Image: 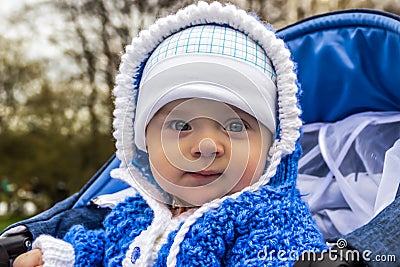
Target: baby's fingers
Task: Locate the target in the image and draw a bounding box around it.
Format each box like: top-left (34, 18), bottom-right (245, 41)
top-left (13, 248), bottom-right (44, 267)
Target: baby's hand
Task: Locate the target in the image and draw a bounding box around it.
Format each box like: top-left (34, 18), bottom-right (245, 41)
top-left (13, 249), bottom-right (43, 267)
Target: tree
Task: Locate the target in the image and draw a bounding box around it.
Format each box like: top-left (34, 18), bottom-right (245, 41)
top-left (23, 0), bottom-right (194, 136)
top-left (0, 34), bottom-right (114, 199)
top-left (0, 36), bottom-right (45, 134)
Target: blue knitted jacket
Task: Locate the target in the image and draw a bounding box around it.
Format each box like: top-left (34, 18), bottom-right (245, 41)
top-left (63, 151), bottom-right (327, 266)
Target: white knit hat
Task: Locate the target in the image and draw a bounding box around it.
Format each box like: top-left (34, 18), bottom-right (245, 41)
top-left (134, 25), bottom-right (277, 152)
top-left (113, 2), bottom-right (301, 165)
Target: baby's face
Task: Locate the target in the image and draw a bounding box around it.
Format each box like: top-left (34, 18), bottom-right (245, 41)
top-left (145, 98), bottom-right (272, 206)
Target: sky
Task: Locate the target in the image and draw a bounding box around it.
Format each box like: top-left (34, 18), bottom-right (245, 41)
top-left (0, 0), bottom-right (62, 59)
top-left (0, 0), bottom-right (30, 35)
top-left (0, 1), bottom-right (23, 13)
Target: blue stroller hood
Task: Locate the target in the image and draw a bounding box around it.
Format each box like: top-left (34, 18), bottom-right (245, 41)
top-left (1, 8), bottom-right (400, 266)
top-left (277, 9), bottom-right (400, 123)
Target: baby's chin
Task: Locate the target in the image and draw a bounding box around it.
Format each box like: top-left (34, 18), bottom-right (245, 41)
top-left (153, 170), bottom-right (262, 206)
top-left (162, 183), bottom-right (249, 207)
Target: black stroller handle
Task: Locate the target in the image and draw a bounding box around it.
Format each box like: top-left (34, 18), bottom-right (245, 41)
top-left (0, 232), bottom-right (32, 267)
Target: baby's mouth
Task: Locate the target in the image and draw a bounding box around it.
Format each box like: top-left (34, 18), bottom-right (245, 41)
top-left (186, 170), bottom-right (223, 180)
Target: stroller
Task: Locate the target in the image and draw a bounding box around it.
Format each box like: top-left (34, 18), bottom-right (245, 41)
top-left (1, 8), bottom-right (400, 267)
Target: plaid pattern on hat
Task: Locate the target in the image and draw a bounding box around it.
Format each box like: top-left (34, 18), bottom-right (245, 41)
top-left (144, 25), bottom-right (276, 81)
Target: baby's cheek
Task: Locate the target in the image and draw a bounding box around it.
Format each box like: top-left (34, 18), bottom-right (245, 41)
top-left (247, 149), bottom-right (267, 180)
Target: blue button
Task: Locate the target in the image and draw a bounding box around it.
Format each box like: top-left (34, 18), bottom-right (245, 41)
top-left (132, 246), bottom-right (141, 264)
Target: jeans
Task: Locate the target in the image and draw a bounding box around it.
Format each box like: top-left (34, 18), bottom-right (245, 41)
top-left (339, 189), bottom-right (400, 267)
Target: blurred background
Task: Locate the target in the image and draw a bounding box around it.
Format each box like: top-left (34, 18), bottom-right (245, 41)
top-left (1, 0), bottom-right (399, 230)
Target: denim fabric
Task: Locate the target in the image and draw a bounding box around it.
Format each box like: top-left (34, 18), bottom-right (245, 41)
top-left (339, 190), bottom-right (400, 267)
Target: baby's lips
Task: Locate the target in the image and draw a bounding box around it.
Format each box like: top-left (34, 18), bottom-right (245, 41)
top-left (196, 170), bottom-right (223, 176)
top-left (185, 170), bottom-right (223, 180)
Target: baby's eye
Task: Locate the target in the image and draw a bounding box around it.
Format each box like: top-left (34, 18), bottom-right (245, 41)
top-left (170, 120), bottom-right (192, 131)
top-left (225, 121), bottom-right (246, 132)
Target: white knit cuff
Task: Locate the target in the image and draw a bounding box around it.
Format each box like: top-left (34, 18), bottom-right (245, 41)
top-left (32, 235), bottom-right (75, 267)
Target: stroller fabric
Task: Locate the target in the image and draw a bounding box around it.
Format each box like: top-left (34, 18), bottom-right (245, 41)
top-left (297, 111), bottom-right (400, 239)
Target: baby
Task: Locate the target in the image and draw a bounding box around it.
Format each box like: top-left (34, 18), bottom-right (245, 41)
top-left (14, 2), bottom-right (326, 266)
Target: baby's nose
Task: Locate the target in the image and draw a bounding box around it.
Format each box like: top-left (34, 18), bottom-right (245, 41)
top-left (192, 137), bottom-right (224, 158)
top-left (199, 138), bottom-right (217, 157)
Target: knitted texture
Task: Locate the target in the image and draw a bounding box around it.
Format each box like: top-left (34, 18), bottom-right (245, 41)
top-left (63, 226), bottom-right (105, 266)
top-left (103, 195), bottom-right (154, 266)
top-left (62, 173), bottom-right (326, 266)
top-left (58, 195), bottom-right (153, 267)
top-left (32, 235), bottom-right (75, 267)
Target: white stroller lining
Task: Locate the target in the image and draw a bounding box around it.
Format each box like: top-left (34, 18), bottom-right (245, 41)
top-left (297, 111), bottom-right (400, 239)
top-left (376, 138), bottom-right (400, 214)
